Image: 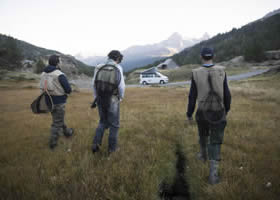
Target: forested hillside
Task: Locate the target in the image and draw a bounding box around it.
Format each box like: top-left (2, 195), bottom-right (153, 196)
top-left (0, 35), bottom-right (24, 70)
top-left (172, 14), bottom-right (280, 65)
top-left (0, 34), bottom-right (94, 77)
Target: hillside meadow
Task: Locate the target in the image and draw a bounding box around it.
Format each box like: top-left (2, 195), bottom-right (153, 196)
top-left (0, 73), bottom-right (280, 200)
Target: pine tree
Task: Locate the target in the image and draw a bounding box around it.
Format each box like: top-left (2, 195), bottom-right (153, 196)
top-left (35, 59), bottom-right (45, 74)
top-left (0, 35), bottom-right (23, 69)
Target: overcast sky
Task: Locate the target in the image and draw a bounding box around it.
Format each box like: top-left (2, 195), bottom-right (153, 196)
top-left (0, 0), bottom-right (279, 57)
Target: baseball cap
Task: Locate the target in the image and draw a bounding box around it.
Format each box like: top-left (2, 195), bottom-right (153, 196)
top-left (201, 47), bottom-right (214, 57)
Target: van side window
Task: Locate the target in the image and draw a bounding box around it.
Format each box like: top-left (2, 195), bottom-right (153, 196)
top-left (155, 74), bottom-right (160, 77)
top-left (142, 73), bottom-right (155, 78)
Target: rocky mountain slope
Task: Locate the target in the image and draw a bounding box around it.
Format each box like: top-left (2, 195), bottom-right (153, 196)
top-left (78, 32), bottom-right (209, 72)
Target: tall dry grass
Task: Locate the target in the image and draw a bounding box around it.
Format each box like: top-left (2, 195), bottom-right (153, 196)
top-left (0, 73), bottom-right (280, 200)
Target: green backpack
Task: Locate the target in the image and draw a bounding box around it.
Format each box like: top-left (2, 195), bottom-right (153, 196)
top-left (94, 64), bottom-right (121, 97)
top-left (199, 72), bottom-right (225, 124)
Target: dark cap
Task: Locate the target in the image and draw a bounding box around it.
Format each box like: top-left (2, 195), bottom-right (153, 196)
top-left (200, 47), bottom-right (214, 58)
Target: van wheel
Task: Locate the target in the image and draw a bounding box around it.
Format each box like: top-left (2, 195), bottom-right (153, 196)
top-left (160, 80), bottom-right (165, 84)
top-left (142, 81), bottom-right (147, 85)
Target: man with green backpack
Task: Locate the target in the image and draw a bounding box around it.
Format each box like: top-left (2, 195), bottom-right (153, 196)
top-left (91, 50), bottom-right (125, 154)
top-left (186, 47), bottom-right (231, 184)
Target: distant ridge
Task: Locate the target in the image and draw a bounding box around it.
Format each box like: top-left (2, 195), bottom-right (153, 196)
top-left (262, 8), bottom-right (280, 19)
top-left (78, 32), bottom-right (209, 72)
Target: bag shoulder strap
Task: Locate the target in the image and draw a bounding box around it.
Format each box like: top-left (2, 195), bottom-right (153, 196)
top-left (43, 79), bottom-right (54, 111)
top-left (44, 80), bottom-right (48, 91)
top-left (99, 64), bottom-right (119, 71)
top-left (207, 72), bottom-right (214, 91)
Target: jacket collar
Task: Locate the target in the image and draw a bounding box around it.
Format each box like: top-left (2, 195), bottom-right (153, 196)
top-left (202, 63), bottom-right (215, 68)
top-left (43, 65), bottom-right (59, 73)
top-left (106, 59), bottom-right (117, 65)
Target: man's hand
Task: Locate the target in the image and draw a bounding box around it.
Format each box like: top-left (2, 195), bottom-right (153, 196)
top-left (186, 113), bottom-right (193, 121)
top-left (91, 99), bottom-right (97, 109)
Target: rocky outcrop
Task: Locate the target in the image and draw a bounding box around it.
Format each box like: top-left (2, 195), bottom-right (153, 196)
top-left (217, 56), bottom-right (246, 67)
top-left (265, 50), bottom-right (280, 60)
top-left (157, 58), bottom-right (179, 69)
top-left (33, 54), bottom-right (89, 79)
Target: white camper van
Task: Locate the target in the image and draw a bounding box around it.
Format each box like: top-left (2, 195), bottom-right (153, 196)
top-left (140, 71), bottom-right (169, 85)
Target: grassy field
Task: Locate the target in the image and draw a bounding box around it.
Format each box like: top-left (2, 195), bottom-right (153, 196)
top-left (0, 72), bottom-right (280, 200)
top-left (0, 69), bottom-right (40, 81)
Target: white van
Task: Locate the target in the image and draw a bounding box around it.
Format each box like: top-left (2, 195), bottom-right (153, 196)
top-left (140, 72), bottom-right (169, 85)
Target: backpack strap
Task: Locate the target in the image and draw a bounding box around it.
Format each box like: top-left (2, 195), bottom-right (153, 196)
top-left (208, 72), bottom-right (214, 91)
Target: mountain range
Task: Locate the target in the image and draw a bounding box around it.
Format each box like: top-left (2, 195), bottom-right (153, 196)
top-left (1, 8), bottom-right (279, 79)
top-left (76, 32), bottom-right (210, 72)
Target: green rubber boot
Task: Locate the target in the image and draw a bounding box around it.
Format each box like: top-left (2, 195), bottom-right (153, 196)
top-left (209, 160), bottom-right (220, 185)
top-left (197, 137), bottom-right (208, 162)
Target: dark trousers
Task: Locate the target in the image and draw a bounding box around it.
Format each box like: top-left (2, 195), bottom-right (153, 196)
top-left (197, 120), bottom-right (227, 161)
top-left (93, 96), bottom-right (120, 152)
top-left (50, 104), bottom-right (71, 143)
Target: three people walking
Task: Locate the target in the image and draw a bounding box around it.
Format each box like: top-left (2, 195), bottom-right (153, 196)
top-left (40, 47), bottom-right (231, 184)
